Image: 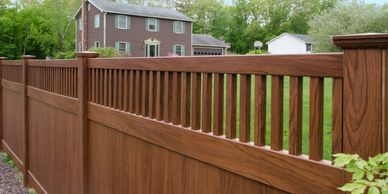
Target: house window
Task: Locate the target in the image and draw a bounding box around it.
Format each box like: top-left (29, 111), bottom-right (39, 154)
top-left (306, 43), bottom-right (312, 52)
top-left (173, 45), bottom-right (185, 56)
top-left (173, 21), bottom-right (185, 34)
top-left (78, 18), bottom-right (82, 30)
top-left (94, 41), bottom-right (100, 49)
top-left (146, 18), bottom-right (159, 32)
top-left (94, 14), bottom-right (100, 28)
top-left (115, 42), bottom-right (130, 53)
top-left (115, 15), bottom-right (130, 29)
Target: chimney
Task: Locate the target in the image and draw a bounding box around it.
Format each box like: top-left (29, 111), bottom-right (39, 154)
top-left (82, 0), bottom-right (88, 51)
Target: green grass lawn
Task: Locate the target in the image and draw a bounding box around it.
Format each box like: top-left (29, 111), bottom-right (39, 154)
top-left (205, 76), bottom-right (333, 160)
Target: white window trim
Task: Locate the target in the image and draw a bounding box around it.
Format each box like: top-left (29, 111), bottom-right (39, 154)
top-left (173, 44), bottom-right (185, 56)
top-left (79, 18), bottom-right (82, 31)
top-left (146, 18), bottom-right (159, 32)
top-left (117, 15), bottom-right (128, 30)
top-left (173, 21), bottom-right (185, 34)
top-left (116, 41), bottom-right (130, 53)
top-left (145, 43), bottom-right (160, 57)
top-left (94, 14), bottom-right (100, 28)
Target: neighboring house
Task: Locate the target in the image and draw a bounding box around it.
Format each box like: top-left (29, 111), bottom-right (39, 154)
top-left (267, 33), bottom-right (313, 54)
top-left (192, 34), bottom-right (230, 55)
top-left (74, 0), bottom-right (228, 57)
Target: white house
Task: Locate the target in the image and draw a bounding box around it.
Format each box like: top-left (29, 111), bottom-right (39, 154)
top-left (267, 33), bottom-right (313, 54)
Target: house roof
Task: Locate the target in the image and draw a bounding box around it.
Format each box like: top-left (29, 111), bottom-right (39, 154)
top-left (192, 34), bottom-right (230, 48)
top-left (266, 33), bottom-right (314, 44)
top-left (76, 0), bottom-right (193, 22)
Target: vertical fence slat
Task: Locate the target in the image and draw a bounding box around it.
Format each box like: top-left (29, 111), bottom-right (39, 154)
top-left (226, 74), bottom-right (237, 139)
top-left (213, 73), bottom-right (224, 136)
top-left (163, 72), bottom-right (172, 123)
top-left (332, 78), bottom-right (343, 157)
top-left (135, 70), bottom-right (141, 115)
top-left (181, 72), bottom-right (191, 128)
top-left (103, 69), bottom-right (108, 106)
top-left (289, 76), bottom-right (303, 155)
top-left (141, 71), bottom-right (149, 117)
top-left (113, 69), bottom-right (118, 109)
top-left (172, 72), bottom-right (182, 125)
top-left (123, 70), bottom-right (129, 112)
top-left (148, 71), bottom-right (155, 118)
top-left (309, 77), bottom-right (324, 161)
top-left (202, 73), bottom-right (212, 133)
top-left (271, 76), bottom-right (284, 151)
top-left (156, 71), bottom-right (164, 121)
top-left (240, 74), bottom-right (251, 142)
top-left (118, 70), bottom-right (123, 110)
top-left (191, 73), bottom-right (201, 130)
top-left (254, 75), bottom-right (267, 146)
top-left (129, 70), bottom-right (135, 113)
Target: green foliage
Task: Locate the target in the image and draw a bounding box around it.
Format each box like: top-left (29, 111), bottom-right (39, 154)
top-left (334, 153), bottom-right (388, 194)
top-left (54, 51), bottom-right (76, 59)
top-left (1, 152), bottom-right (18, 170)
top-left (309, 1), bottom-right (388, 52)
top-left (246, 49), bottom-right (268, 55)
top-left (90, 47), bottom-right (121, 58)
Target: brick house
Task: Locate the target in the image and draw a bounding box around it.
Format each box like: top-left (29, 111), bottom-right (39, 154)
top-left (74, 0), bottom-right (229, 57)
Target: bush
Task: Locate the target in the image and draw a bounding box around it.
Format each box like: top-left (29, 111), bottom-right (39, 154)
top-left (53, 51), bottom-right (76, 59)
top-left (334, 153), bottom-right (388, 194)
top-left (246, 49), bottom-right (268, 55)
top-left (89, 47), bottom-right (122, 58)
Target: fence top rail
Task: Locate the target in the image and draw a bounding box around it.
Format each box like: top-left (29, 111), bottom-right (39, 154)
top-left (28, 59), bottom-right (80, 68)
top-left (2, 60), bottom-right (23, 66)
top-left (88, 53), bottom-right (344, 78)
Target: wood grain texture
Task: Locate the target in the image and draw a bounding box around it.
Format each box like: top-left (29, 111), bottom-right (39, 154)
top-left (172, 72), bottom-right (181, 125)
top-left (309, 78), bottom-right (324, 161)
top-left (271, 76), bottom-right (284, 151)
top-left (226, 74), bottom-right (237, 139)
top-left (332, 78), bottom-right (343, 156)
top-left (254, 75), bottom-right (267, 146)
top-left (342, 49), bottom-right (383, 158)
top-left (89, 54), bottom-right (344, 78)
top-left (213, 74), bottom-right (224, 136)
top-left (181, 72), bottom-right (191, 128)
top-left (27, 87), bottom-right (78, 114)
top-left (89, 104), bottom-right (346, 194)
top-left (202, 73), bottom-right (212, 133)
top-left (239, 74), bottom-right (251, 142)
top-left (289, 77), bottom-right (303, 155)
top-left (191, 73), bottom-right (201, 130)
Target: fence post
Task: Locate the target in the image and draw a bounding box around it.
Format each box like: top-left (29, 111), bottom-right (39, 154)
top-left (333, 33), bottom-right (388, 159)
top-left (22, 55), bottom-right (35, 185)
top-left (0, 57), bottom-right (6, 151)
top-left (76, 52), bottom-right (98, 194)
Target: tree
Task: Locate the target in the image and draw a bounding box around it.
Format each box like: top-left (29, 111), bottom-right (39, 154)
top-left (309, 1), bottom-right (388, 52)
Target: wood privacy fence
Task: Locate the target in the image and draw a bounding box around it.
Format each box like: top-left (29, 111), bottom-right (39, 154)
top-left (0, 34), bottom-right (387, 194)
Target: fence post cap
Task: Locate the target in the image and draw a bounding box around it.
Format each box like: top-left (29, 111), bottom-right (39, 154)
top-left (76, 52), bottom-right (99, 58)
top-left (333, 33), bottom-right (388, 49)
top-left (22, 55), bottom-right (36, 59)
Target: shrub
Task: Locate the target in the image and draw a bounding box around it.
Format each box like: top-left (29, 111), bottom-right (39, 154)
top-left (89, 47), bottom-right (122, 58)
top-left (246, 49), bottom-right (268, 55)
top-left (333, 153), bottom-right (388, 194)
top-left (53, 51), bottom-right (76, 59)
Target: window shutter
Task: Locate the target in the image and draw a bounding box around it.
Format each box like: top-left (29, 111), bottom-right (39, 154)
top-left (126, 42), bottom-right (130, 53)
top-left (156, 19), bottom-right (160, 31)
top-left (115, 42), bottom-right (119, 50)
top-left (173, 45), bottom-right (176, 54)
top-left (145, 18), bottom-right (149, 31)
top-left (182, 22), bottom-right (185, 33)
top-left (127, 16), bottom-right (131, 30)
top-left (182, 46), bottom-right (185, 56)
top-left (173, 21), bottom-right (176, 33)
top-left (115, 15), bottom-right (119, 29)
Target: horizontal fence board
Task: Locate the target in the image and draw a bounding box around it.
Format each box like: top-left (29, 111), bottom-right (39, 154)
top-left (2, 79), bottom-right (24, 94)
top-left (88, 54), bottom-right (343, 78)
top-left (88, 103), bottom-right (346, 194)
top-left (29, 60), bottom-right (80, 68)
top-left (2, 60), bottom-right (23, 66)
top-left (27, 87), bottom-right (79, 114)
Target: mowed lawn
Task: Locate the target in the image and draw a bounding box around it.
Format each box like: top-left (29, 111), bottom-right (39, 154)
top-left (212, 76), bottom-right (333, 160)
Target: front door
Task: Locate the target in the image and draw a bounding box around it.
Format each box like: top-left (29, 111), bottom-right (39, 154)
top-left (146, 43), bottom-right (160, 57)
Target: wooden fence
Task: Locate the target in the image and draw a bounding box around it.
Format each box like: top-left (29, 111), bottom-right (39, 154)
top-left (0, 34), bottom-right (387, 194)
